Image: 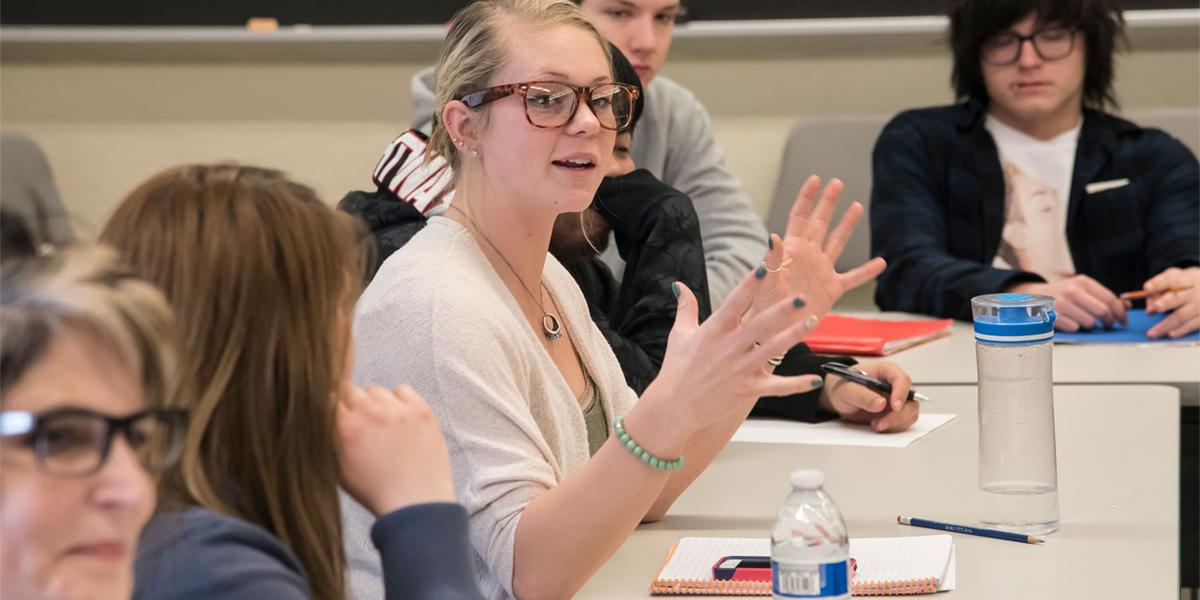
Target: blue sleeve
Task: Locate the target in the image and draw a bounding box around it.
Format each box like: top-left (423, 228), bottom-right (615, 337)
top-left (870, 113), bottom-right (1042, 320)
top-left (1144, 133), bottom-right (1200, 275)
top-left (373, 503), bottom-right (484, 600)
top-left (134, 511), bottom-right (311, 600)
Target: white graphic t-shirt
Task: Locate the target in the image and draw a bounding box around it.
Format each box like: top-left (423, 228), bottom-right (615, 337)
top-left (986, 114), bottom-right (1082, 282)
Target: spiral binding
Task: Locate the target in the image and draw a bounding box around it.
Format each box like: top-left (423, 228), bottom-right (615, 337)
top-left (852, 576), bottom-right (938, 596)
top-left (651, 572), bottom-right (938, 596)
top-left (650, 577), bottom-right (770, 595)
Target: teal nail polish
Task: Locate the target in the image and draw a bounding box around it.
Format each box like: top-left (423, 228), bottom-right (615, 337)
top-left (811, 378), bottom-right (824, 390)
top-left (768, 236), bottom-right (774, 250)
top-left (793, 297), bottom-right (806, 309)
top-left (671, 282), bottom-right (680, 298)
top-left (755, 265), bottom-right (767, 280)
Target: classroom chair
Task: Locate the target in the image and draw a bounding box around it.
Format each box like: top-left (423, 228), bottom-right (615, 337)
top-left (767, 115), bottom-right (890, 310)
top-left (1, 133), bottom-right (75, 248)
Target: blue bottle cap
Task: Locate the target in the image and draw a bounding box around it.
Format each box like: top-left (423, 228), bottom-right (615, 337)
top-left (971, 293), bottom-right (1056, 344)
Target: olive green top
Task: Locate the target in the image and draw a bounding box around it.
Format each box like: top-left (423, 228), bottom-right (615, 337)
top-left (581, 377), bottom-right (609, 456)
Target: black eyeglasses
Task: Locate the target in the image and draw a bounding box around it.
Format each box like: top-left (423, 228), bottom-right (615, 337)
top-left (0, 407), bottom-right (188, 478)
top-left (459, 80), bottom-right (640, 131)
top-left (981, 27), bottom-right (1079, 66)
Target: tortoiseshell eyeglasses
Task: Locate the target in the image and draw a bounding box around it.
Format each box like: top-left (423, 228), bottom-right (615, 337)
top-left (459, 80), bottom-right (640, 131)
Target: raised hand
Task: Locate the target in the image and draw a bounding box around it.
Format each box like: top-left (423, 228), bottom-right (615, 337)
top-left (750, 175), bottom-right (887, 322)
top-left (647, 267), bottom-right (825, 436)
top-left (335, 382), bottom-right (456, 517)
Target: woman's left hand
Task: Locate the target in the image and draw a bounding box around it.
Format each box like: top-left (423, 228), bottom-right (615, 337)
top-left (819, 361), bottom-right (920, 432)
top-left (749, 175), bottom-right (886, 322)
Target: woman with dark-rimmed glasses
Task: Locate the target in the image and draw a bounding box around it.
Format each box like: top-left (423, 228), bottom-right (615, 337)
top-left (1, 242), bottom-right (187, 600)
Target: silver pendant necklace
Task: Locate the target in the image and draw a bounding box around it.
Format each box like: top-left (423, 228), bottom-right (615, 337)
top-left (447, 205), bottom-right (563, 341)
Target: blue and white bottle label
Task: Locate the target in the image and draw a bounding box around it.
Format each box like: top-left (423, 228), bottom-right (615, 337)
top-left (770, 559), bottom-right (849, 598)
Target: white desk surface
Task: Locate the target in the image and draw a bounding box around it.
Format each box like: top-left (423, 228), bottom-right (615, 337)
top-left (578, 385), bottom-right (1180, 599)
top-left (847, 312), bottom-right (1200, 406)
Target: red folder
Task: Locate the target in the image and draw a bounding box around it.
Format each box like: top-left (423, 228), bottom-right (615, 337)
top-left (805, 315), bottom-right (954, 356)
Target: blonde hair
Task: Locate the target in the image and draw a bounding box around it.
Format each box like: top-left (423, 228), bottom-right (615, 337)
top-left (100, 164), bottom-right (363, 600)
top-left (427, 0), bottom-right (612, 177)
top-left (0, 245), bottom-right (178, 412)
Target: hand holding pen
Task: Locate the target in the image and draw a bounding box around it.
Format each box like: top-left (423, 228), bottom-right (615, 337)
top-left (817, 361), bottom-right (922, 433)
top-left (1122, 266), bottom-right (1200, 339)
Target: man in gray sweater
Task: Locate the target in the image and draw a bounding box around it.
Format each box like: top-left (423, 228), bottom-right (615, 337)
top-left (410, 0), bottom-right (768, 306)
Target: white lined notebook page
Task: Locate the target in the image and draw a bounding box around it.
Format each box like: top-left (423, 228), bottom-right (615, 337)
top-left (853, 535), bottom-right (956, 591)
top-left (658, 537), bottom-right (769, 580)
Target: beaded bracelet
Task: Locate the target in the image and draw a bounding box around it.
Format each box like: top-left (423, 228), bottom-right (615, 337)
top-left (613, 416), bottom-right (685, 471)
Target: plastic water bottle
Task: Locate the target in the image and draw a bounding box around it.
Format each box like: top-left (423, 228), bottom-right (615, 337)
top-left (972, 293), bottom-right (1060, 535)
top-left (770, 469), bottom-right (850, 599)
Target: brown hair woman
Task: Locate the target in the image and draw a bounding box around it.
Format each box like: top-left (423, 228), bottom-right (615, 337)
top-left (101, 164), bottom-right (484, 600)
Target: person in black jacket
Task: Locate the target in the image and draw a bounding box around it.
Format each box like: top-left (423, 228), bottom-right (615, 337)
top-left (871, 0), bottom-right (1199, 337)
top-left (554, 163), bottom-right (712, 395)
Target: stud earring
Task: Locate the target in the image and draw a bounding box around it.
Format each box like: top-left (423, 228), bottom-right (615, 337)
top-left (469, 148), bottom-right (480, 157)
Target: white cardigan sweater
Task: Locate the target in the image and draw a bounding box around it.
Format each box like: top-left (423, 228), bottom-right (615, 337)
top-left (342, 217), bottom-right (639, 600)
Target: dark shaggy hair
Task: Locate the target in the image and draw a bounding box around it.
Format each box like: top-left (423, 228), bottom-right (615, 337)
top-left (950, 0), bottom-right (1126, 110)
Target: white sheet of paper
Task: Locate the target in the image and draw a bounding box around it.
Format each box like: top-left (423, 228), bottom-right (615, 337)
top-left (731, 413), bottom-right (957, 447)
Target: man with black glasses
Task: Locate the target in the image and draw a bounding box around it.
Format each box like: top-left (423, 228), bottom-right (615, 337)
top-left (870, 0), bottom-right (1199, 337)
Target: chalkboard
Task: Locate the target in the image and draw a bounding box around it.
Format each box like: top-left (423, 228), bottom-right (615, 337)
top-left (1, 0), bottom-right (1192, 27)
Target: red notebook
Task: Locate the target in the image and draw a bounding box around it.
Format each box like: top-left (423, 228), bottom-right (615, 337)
top-left (804, 315), bottom-right (953, 356)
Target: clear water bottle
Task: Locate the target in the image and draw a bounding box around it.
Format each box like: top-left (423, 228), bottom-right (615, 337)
top-left (770, 469), bottom-right (850, 599)
top-left (972, 293), bottom-right (1059, 535)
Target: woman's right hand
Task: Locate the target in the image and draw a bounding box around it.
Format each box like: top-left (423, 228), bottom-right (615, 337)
top-left (335, 382), bottom-right (456, 517)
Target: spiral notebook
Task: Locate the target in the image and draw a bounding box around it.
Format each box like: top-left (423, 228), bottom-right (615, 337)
top-left (650, 535), bottom-right (956, 596)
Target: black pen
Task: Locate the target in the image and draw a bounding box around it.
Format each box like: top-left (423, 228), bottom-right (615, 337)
top-left (819, 362), bottom-right (931, 403)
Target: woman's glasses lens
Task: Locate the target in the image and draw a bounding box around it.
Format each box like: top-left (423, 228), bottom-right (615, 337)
top-left (591, 84), bottom-right (632, 130)
top-left (524, 83), bottom-right (578, 127)
top-left (129, 413), bottom-right (186, 472)
top-left (39, 414), bottom-right (108, 475)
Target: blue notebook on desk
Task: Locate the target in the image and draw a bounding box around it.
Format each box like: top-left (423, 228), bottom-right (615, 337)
top-left (1054, 309), bottom-right (1200, 344)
